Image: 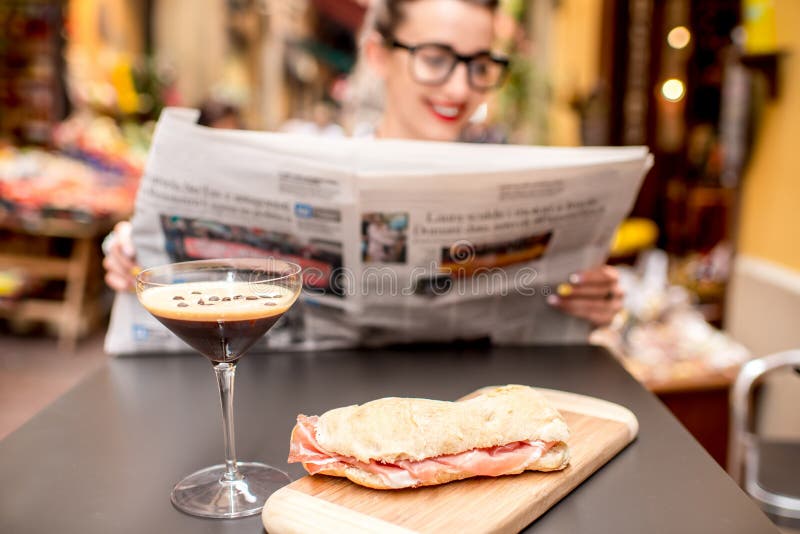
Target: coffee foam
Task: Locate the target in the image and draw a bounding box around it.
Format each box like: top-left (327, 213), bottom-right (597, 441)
top-left (139, 281), bottom-right (296, 321)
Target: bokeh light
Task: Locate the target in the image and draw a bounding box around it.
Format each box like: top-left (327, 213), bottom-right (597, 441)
top-left (667, 26), bottom-right (692, 49)
top-left (661, 79), bottom-right (686, 102)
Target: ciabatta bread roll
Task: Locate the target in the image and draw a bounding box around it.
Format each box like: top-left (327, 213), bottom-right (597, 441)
top-left (288, 385), bottom-right (570, 489)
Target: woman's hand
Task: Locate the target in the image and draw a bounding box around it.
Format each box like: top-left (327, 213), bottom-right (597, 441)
top-left (546, 265), bottom-right (623, 327)
top-left (102, 221), bottom-right (139, 292)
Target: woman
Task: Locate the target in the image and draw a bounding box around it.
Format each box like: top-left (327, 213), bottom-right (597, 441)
top-left (104, 0), bottom-right (622, 328)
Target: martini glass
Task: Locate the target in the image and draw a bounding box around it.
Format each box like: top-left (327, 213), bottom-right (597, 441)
top-left (135, 258), bottom-right (302, 519)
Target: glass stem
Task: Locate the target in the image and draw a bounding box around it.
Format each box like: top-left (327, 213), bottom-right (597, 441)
top-left (213, 361), bottom-right (242, 482)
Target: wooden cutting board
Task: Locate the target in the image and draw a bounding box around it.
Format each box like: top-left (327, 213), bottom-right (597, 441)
top-left (263, 388), bottom-right (638, 534)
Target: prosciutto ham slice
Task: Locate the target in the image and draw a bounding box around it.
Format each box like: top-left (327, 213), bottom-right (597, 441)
top-left (289, 415), bottom-right (558, 489)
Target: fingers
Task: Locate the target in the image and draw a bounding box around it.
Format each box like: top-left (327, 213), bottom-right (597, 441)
top-left (103, 222), bottom-right (139, 292)
top-left (568, 265), bottom-right (619, 286)
top-left (114, 221), bottom-right (136, 257)
top-left (102, 251), bottom-right (136, 291)
top-left (548, 293), bottom-right (623, 327)
top-left (548, 265), bottom-right (624, 327)
top-left (557, 282), bottom-right (622, 300)
top-left (105, 270), bottom-right (134, 293)
top-left (106, 239), bottom-right (137, 273)
top-left (556, 265), bottom-right (621, 300)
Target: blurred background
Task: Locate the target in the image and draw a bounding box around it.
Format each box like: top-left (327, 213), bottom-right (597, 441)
top-left (1, 0), bottom-right (798, 499)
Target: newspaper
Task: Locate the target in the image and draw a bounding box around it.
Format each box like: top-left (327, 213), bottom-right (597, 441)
top-left (105, 108), bottom-right (653, 354)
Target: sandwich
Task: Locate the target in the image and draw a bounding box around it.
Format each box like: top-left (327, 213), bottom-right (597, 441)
top-left (287, 385), bottom-right (570, 490)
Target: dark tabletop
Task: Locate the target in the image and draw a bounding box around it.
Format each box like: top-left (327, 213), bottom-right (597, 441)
top-left (0, 345), bottom-right (777, 534)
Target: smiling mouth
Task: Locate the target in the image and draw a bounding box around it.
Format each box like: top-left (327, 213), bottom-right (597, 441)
top-left (427, 101), bottom-right (463, 122)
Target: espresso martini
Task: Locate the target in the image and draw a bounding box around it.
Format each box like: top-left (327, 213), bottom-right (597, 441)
top-left (139, 281), bottom-right (295, 363)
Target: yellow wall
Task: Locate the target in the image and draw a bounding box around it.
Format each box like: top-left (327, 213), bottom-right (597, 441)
top-left (154, 0), bottom-right (228, 106)
top-left (738, 0), bottom-right (800, 271)
top-left (67, 0), bottom-right (143, 55)
top-left (548, 0), bottom-right (602, 146)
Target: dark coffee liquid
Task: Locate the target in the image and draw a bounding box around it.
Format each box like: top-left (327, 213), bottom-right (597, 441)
top-left (152, 313), bottom-right (285, 363)
top-left (140, 281), bottom-right (294, 362)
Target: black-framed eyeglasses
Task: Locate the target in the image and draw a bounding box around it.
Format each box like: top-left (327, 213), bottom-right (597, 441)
top-left (387, 38), bottom-right (510, 92)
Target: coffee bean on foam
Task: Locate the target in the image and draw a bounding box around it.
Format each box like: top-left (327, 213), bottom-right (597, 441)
top-left (173, 296), bottom-right (184, 301)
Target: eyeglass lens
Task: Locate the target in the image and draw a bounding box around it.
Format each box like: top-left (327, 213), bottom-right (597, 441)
top-left (411, 44), bottom-right (505, 89)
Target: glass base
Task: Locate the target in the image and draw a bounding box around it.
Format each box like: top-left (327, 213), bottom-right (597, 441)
top-left (170, 462), bottom-right (291, 519)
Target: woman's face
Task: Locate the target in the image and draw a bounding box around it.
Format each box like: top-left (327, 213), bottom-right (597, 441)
top-left (374, 0), bottom-right (495, 142)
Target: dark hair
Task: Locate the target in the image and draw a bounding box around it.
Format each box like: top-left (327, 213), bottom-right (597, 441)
top-left (197, 100), bottom-right (241, 128)
top-left (373, 0), bottom-right (500, 42)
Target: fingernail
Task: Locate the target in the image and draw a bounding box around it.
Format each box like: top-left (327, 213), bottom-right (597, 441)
top-left (557, 283), bottom-right (573, 297)
top-left (547, 295), bottom-right (559, 305)
top-left (569, 273), bottom-right (581, 284)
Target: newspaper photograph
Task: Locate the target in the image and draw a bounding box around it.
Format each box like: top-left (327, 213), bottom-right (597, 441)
top-left (106, 108), bottom-right (653, 353)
